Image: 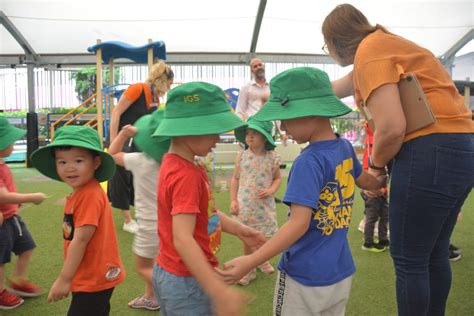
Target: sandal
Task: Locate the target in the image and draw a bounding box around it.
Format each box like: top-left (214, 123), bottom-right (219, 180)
top-left (258, 262), bottom-right (275, 275)
top-left (237, 269), bottom-right (256, 286)
top-left (128, 296), bottom-right (160, 311)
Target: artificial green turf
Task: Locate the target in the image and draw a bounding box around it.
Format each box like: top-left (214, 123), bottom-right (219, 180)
top-left (4, 164), bottom-right (474, 315)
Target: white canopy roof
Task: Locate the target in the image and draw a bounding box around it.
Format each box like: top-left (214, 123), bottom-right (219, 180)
top-left (1, 0), bottom-right (472, 63)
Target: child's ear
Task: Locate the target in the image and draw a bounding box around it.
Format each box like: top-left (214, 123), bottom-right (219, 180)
top-left (93, 155), bottom-right (102, 171)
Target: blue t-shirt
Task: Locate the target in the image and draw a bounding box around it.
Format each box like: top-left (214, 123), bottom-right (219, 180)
top-left (278, 137), bottom-right (362, 286)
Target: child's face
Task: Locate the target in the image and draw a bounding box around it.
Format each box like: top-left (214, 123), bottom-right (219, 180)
top-left (280, 117), bottom-right (314, 144)
top-left (54, 147), bottom-right (101, 191)
top-left (245, 129), bottom-right (266, 150)
top-left (0, 144), bottom-right (14, 158)
top-left (187, 134), bottom-right (220, 157)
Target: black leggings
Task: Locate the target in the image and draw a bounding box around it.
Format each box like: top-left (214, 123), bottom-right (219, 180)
top-left (67, 287), bottom-right (114, 316)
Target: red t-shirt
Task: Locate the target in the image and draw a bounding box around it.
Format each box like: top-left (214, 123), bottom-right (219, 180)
top-left (156, 153), bottom-right (218, 276)
top-left (63, 179), bottom-right (125, 292)
top-left (362, 123), bottom-right (374, 170)
top-left (0, 162), bottom-right (19, 220)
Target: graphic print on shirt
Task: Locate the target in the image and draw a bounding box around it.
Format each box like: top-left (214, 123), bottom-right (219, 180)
top-left (63, 213), bottom-right (74, 240)
top-left (105, 264), bottom-right (122, 281)
top-left (314, 158), bottom-right (355, 236)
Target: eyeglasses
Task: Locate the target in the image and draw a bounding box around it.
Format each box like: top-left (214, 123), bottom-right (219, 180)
top-left (322, 43), bottom-right (329, 54)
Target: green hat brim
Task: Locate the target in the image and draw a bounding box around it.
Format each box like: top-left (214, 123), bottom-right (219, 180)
top-left (253, 95), bottom-right (352, 122)
top-left (153, 110), bottom-right (246, 139)
top-left (235, 124), bottom-right (276, 150)
top-left (31, 140), bottom-right (116, 182)
top-left (134, 114), bottom-right (171, 163)
top-left (0, 127), bottom-right (26, 150)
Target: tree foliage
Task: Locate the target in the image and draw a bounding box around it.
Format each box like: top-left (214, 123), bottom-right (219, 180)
top-left (70, 67), bottom-right (122, 101)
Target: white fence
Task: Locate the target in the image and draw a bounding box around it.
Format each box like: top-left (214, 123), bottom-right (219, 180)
top-left (0, 63), bottom-right (351, 112)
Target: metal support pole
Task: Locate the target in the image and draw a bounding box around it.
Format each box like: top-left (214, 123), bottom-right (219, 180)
top-left (26, 62), bottom-right (39, 167)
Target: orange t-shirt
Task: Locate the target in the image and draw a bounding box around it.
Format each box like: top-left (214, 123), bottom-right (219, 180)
top-left (353, 30), bottom-right (473, 142)
top-left (63, 179), bottom-right (125, 292)
top-left (123, 83), bottom-right (158, 108)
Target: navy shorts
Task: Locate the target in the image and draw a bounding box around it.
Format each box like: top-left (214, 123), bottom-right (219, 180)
top-left (0, 215), bottom-right (36, 264)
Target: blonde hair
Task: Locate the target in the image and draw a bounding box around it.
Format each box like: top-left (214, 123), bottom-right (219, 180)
top-left (322, 4), bottom-right (389, 65)
top-left (146, 60), bottom-right (174, 97)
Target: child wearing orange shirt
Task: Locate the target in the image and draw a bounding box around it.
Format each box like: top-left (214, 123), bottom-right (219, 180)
top-left (31, 125), bottom-right (125, 316)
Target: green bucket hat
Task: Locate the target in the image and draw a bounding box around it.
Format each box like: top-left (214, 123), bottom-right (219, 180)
top-left (0, 116), bottom-right (26, 151)
top-left (153, 82), bottom-right (246, 139)
top-left (133, 109), bottom-right (170, 163)
top-left (31, 125), bottom-right (116, 182)
top-left (235, 116), bottom-right (276, 150)
top-left (253, 67), bottom-right (352, 121)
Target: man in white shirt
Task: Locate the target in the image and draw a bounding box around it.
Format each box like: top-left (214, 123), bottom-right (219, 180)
top-left (236, 58), bottom-right (287, 144)
top-left (235, 57), bottom-right (269, 121)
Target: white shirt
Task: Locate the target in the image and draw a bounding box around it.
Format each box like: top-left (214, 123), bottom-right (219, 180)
top-left (235, 79), bottom-right (269, 120)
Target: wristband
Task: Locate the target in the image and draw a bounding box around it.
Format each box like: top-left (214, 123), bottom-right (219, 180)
top-left (369, 161), bottom-right (385, 170)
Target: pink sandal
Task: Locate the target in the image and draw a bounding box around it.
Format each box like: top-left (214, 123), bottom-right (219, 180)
top-left (258, 262), bottom-right (275, 275)
top-left (237, 269), bottom-right (256, 286)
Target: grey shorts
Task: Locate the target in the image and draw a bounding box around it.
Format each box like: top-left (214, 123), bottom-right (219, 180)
top-left (132, 220), bottom-right (158, 259)
top-left (273, 271), bottom-right (352, 316)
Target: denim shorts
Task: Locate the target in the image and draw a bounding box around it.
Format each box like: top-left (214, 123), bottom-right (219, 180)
top-left (152, 264), bottom-right (213, 316)
top-left (0, 215), bottom-right (36, 264)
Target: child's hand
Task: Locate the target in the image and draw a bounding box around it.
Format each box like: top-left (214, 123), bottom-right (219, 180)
top-left (0, 212), bottom-right (3, 227)
top-left (121, 124), bottom-right (138, 138)
top-left (237, 225), bottom-right (267, 252)
top-left (216, 255), bottom-right (254, 285)
top-left (363, 188), bottom-right (385, 198)
top-left (47, 277), bottom-right (71, 303)
top-left (375, 174), bottom-right (388, 189)
top-left (257, 188), bottom-right (273, 198)
top-left (230, 200), bottom-right (239, 215)
top-left (32, 193), bottom-right (48, 204)
top-left (213, 287), bottom-right (246, 316)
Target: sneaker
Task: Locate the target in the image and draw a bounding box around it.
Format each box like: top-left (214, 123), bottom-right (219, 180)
top-left (237, 269), bottom-right (257, 286)
top-left (258, 262), bottom-right (275, 275)
top-left (123, 220), bottom-right (138, 234)
top-left (128, 296), bottom-right (160, 311)
top-left (358, 219), bottom-right (365, 233)
top-left (0, 289), bottom-right (24, 310)
top-left (362, 242), bottom-right (386, 253)
top-left (449, 251), bottom-right (461, 262)
top-left (449, 244), bottom-right (461, 256)
top-left (8, 278), bottom-right (43, 297)
top-left (378, 240), bottom-right (390, 249)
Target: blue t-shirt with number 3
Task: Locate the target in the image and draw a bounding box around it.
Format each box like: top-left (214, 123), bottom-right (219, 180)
top-left (279, 137), bottom-right (362, 286)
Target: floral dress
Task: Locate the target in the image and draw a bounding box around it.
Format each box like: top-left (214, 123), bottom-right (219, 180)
top-left (236, 149), bottom-right (280, 237)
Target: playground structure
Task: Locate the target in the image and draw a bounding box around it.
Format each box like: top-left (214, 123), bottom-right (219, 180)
top-left (49, 39), bottom-right (167, 140)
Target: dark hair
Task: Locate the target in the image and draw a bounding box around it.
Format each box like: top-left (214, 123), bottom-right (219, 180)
top-left (322, 4), bottom-right (389, 65)
top-left (165, 67), bottom-right (174, 81)
top-left (52, 146), bottom-right (99, 158)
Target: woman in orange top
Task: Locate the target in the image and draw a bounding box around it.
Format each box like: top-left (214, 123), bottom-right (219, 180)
top-left (322, 4), bottom-right (474, 316)
top-left (108, 61), bottom-right (173, 233)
